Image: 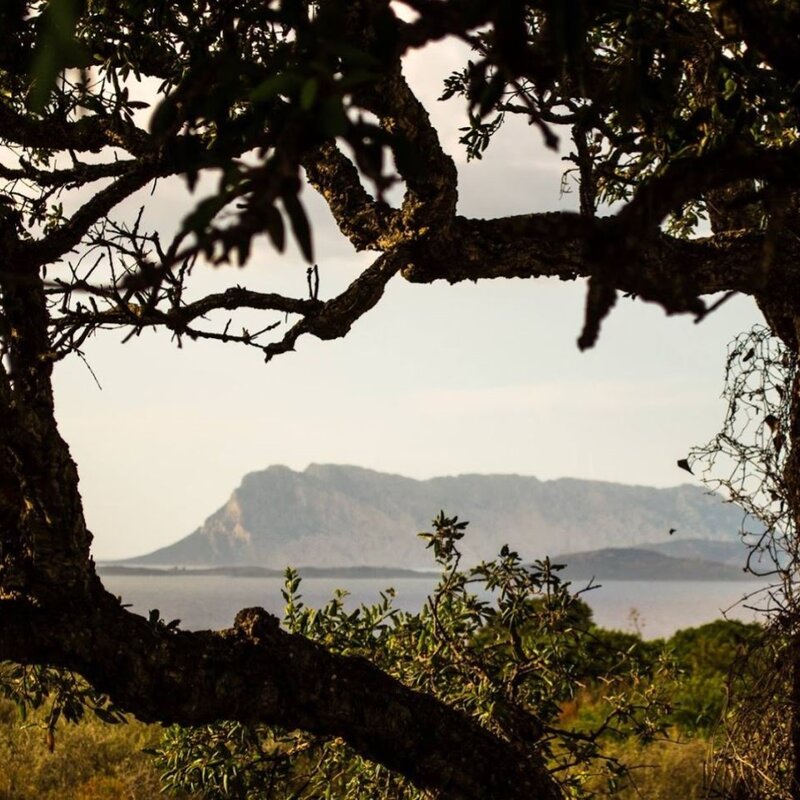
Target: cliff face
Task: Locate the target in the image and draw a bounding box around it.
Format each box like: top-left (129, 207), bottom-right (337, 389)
top-left (126, 464), bottom-right (746, 568)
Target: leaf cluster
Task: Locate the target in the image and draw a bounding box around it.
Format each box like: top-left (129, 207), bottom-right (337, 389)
top-left (0, 662), bottom-right (126, 753)
top-left (441, 2), bottom-right (798, 234)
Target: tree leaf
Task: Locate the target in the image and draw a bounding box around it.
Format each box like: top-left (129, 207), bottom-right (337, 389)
top-left (282, 192), bottom-right (313, 262)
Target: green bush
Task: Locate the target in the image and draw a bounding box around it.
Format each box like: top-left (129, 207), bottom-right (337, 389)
top-left (152, 514), bottom-right (673, 799)
top-left (665, 620), bottom-right (762, 734)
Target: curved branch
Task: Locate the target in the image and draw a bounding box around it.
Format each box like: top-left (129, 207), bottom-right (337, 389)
top-left (304, 142), bottom-right (403, 251)
top-left (264, 251), bottom-right (403, 361)
top-left (175, 286), bottom-right (322, 322)
top-left (360, 63), bottom-right (459, 231)
top-left (0, 590), bottom-right (561, 800)
top-left (307, 59), bottom-right (459, 251)
top-left (338, 2), bottom-right (457, 236)
top-left (26, 168), bottom-right (164, 266)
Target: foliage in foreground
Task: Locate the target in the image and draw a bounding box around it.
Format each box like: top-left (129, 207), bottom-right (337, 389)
top-left (0, 695), bottom-right (181, 800)
top-left (150, 515), bottom-right (756, 799)
top-left (0, 692), bottom-right (715, 800)
top-left (0, 515), bottom-right (761, 799)
top-left (0, 610), bottom-right (758, 798)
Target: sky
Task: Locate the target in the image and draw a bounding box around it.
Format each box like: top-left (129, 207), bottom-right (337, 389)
top-left (49, 38), bottom-right (762, 560)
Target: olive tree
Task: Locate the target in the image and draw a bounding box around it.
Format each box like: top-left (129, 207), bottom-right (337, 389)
top-left (3, 1), bottom-right (800, 798)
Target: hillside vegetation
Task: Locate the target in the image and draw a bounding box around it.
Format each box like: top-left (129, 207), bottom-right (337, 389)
top-left (0, 615), bottom-right (755, 799)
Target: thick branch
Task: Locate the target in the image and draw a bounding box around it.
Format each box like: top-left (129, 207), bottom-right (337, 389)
top-left (0, 590), bottom-right (561, 800)
top-left (0, 104), bottom-right (150, 155)
top-left (401, 214), bottom-right (800, 310)
top-left (360, 64), bottom-right (459, 231)
top-left (339, 3), bottom-right (457, 235)
top-left (304, 142), bottom-right (402, 251)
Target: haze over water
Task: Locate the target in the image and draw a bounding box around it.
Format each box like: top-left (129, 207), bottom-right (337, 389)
top-left (102, 575), bottom-right (766, 640)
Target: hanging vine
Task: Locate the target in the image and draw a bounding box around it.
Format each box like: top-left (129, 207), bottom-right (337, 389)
top-left (689, 324), bottom-right (800, 798)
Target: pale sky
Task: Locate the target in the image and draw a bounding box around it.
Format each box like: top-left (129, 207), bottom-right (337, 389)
top-left (48, 38), bottom-right (761, 559)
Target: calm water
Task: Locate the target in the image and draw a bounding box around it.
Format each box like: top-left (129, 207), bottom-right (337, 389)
top-left (101, 574), bottom-right (767, 639)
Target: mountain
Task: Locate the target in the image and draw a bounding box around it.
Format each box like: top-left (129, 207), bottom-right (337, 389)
top-left (640, 537), bottom-right (780, 572)
top-left (124, 464), bottom-right (747, 569)
top-left (99, 552), bottom-right (751, 582)
top-left (640, 538), bottom-right (747, 568)
top-left (553, 547), bottom-right (754, 582)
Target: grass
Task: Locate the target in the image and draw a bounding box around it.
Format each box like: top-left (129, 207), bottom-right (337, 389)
top-left (0, 698), bottom-right (193, 800)
top-left (0, 694), bottom-right (715, 799)
top-left (582, 736), bottom-right (712, 799)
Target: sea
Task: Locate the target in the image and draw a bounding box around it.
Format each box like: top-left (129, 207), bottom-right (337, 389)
top-left (100, 574), bottom-right (769, 640)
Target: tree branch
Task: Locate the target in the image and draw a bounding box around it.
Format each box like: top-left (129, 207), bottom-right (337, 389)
top-left (303, 142), bottom-right (402, 251)
top-left (384, 136), bottom-right (800, 337)
top-left (358, 63), bottom-right (459, 233)
top-left (0, 158), bottom-right (139, 189)
top-left (0, 103), bottom-right (150, 155)
top-left (0, 590), bottom-right (561, 800)
top-left (400, 213), bottom-right (799, 311)
top-left (27, 167), bottom-right (164, 267)
top-left (264, 251), bottom-right (403, 361)
top-left (50, 285), bottom-right (324, 355)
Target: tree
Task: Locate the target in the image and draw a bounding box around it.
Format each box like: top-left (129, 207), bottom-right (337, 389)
top-left (2, 1), bottom-right (800, 797)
